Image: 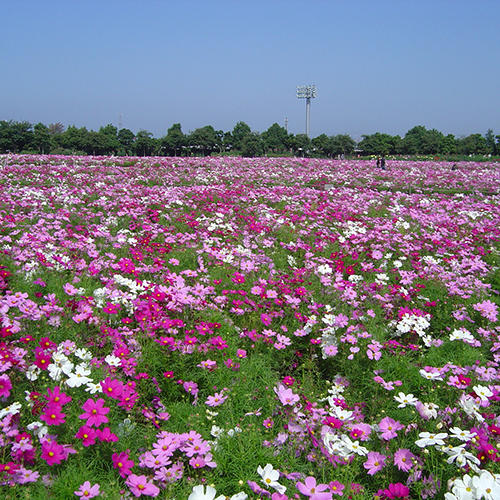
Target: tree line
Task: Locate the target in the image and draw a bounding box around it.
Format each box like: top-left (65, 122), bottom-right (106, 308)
top-left (0, 120), bottom-right (498, 158)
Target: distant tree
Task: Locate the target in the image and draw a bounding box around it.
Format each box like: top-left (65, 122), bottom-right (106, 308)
top-left (0, 121), bottom-right (13, 152)
top-left (215, 130), bottom-right (225, 154)
top-left (240, 132), bottom-right (264, 157)
top-left (312, 134), bottom-right (331, 157)
top-left (441, 134), bottom-right (457, 154)
top-left (48, 122), bottom-right (65, 135)
top-left (421, 129), bottom-right (445, 154)
top-left (222, 131), bottom-right (233, 152)
top-left (117, 128), bottom-right (135, 155)
top-left (0, 121), bottom-right (35, 153)
top-left (162, 123), bottom-right (185, 156)
top-left (232, 121), bottom-right (252, 151)
top-left (291, 134), bottom-right (311, 156)
top-left (403, 125), bottom-right (427, 154)
top-left (358, 133), bottom-right (394, 155)
top-left (98, 124), bottom-right (120, 154)
top-left (262, 123), bottom-right (288, 154)
top-left (87, 130), bottom-right (108, 155)
top-left (59, 125), bottom-right (90, 153)
top-left (189, 126), bottom-right (218, 156)
top-left (485, 129), bottom-right (496, 155)
top-left (331, 134), bottom-right (356, 155)
top-left (134, 130), bottom-right (154, 156)
top-left (457, 134), bottom-right (488, 155)
top-left (33, 123), bottom-right (52, 153)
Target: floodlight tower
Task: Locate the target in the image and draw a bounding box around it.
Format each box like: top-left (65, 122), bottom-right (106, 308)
top-left (296, 85), bottom-right (316, 137)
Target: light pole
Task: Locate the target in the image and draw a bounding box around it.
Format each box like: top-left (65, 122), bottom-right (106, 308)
top-left (296, 85), bottom-right (316, 138)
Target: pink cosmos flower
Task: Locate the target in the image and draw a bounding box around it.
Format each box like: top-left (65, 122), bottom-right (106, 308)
top-left (378, 417), bottom-right (404, 440)
top-left (263, 418), bottom-right (274, 429)
top-left (183, 381), bottom-right (199, 397)
top-left (63, 283), bottom-right (79, 296)
top-left (296, 476), bottom-right (332, 499)
top-left (329, 481), bottom-right (345, 496)
top-left (16, 466), bottom-right (39, 484)
top-left (473, 300), bottom-right (498, 322)
top-left (79, 398), bottom-right (110, 427)
top-left (188, 455), bottom-right (206, 468)
top-left (363, 451), bottom-right (387, 475)
top-left (274, 384), bottom-right (299, 405)
top-left (74, 481), bottom-right (100, 499)
top-left (205, 391), bottom-right (228, 407)
top-left (393, 448), bottom-right (415, 472)
top-left (125, 474), bottom-right (160, 497)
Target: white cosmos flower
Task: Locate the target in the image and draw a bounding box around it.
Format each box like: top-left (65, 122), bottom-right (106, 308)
top-left (341, 435), bottom-right (368, 456)
top-left (104, 354), bottom-right (122, 367)
top-left (74, 348), bottom-right (92, 361)
top-left (85, 382), bottom-right (102, 394)
top-left (0, 402), bottom-right (22, 419)
top-left (27, 420), bottom-right (48, 439)
top-left (317, 264), bottom-right (332, 275)
top-left (47, 363), bottom-right (63, 381)
top-left (61, 360), bottom-right (75, 376)
top-left (257, 464), bottom-right (286, 494)
top-left (459, 395), bottom-right (484, 422)
top-left (471, 470), bottom-right (500, 500)
top-left (25, 365), bottom-right (40, 381)
top-left (415, 432), bottom-right (448, 448)
top-left (449, 427), bottom-right (476, 442)
top-left (443, 444), bottom-right (480, 467)
top-left (394, 392), bottom-right (418, 408)
top-left (210, 425), bottom-right (224, 439)
top-left (419, 369), bottom-right (443, 381)
top-left (449, 474), bottom-right (475, 500)
top-left (187, 484), bottom-right (246, 500)
top-left (65, 366), bottom-right (92, 388)
top-left (188, 485), bottom-right (219, 500)
top-left (472, 385), bottom-right (493, 402)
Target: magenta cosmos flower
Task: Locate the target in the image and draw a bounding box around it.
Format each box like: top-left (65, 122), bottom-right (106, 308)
top-left (41, 440), bottom-right (66, 466)
top-left (376, 483), bottom-right (410, 499)
top-left (79, 398), bottom-right (110, 427)
top-left (112, 450), bottom-right (134, 478)
top-left (45, 386), bottom-right (72, 406)
top-left (40, 403), bottom-right (67, 426)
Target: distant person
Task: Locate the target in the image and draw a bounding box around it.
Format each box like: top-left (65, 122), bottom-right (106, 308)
top-left (452, 163), bottom-right (457, 171)
top-left (381, 156), bottom-right (386, 170)
top-left (376, 157), bottom-right (381, 168)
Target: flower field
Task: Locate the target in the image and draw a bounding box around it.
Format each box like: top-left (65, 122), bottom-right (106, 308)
top-left (0, 154), bottom-right (499, 499)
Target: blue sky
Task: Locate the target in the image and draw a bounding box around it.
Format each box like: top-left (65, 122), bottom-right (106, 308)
top-left (1, 0), bottom-right (499, 139)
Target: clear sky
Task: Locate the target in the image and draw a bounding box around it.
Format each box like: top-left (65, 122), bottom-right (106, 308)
top-left (1, 0), bottom-right (499, 139)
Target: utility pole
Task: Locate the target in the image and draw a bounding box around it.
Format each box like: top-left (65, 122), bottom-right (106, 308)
top-left (284, 117), bottom-right (288, 133)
